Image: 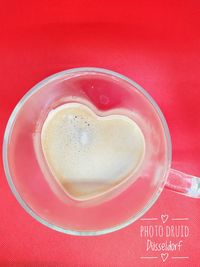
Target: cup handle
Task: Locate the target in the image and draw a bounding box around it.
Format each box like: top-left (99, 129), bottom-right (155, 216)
top-left (165, 168), bottom-right (200, 198)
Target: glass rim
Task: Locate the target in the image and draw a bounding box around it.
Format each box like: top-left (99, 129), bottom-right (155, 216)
top-left (2, 67), bottom-right (172, 236)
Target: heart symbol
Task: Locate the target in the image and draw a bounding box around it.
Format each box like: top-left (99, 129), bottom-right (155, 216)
top-left (161, 253), bottom-right (168, 262)
top-left (41, 103), bottom-right (145, 201)
top-left (161, 214), bottom-right (169, 224)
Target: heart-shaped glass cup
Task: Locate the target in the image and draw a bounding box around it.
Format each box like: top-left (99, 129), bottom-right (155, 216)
top-left (3, 67), bottom-right (200, 235)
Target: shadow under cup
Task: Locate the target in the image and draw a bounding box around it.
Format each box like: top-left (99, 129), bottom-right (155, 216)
top-left (4, 68), bottom-right (171, 235)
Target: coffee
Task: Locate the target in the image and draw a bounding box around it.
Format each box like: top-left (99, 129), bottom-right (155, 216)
top-left (41, 103), bottom-right (145, 201)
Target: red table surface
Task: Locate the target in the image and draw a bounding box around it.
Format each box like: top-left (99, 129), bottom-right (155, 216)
top-left (0, 1), bottom-right (200, 266)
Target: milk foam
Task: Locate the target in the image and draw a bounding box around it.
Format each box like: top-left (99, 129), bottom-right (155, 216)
top-left (41, 103), bottom-right (145, 200)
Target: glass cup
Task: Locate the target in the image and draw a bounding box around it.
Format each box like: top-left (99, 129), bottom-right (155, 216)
top-left (3, 67), bottom-right (200, 236)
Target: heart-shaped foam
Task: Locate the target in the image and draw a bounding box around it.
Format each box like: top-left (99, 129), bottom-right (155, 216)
top-left (41, 103), bottom-right (145, 201)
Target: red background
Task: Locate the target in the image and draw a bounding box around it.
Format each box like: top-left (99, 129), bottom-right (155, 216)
top-left (0, 1), bottom-right (200, 266)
